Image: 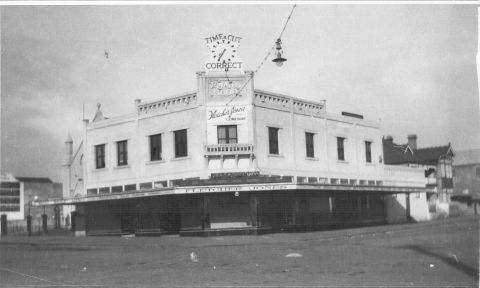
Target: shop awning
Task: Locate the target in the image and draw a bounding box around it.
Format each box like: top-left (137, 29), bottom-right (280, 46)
top-left (33, 182), bottom-right (433, 206)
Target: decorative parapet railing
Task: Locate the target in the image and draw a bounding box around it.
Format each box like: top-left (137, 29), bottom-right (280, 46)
top-left (137, 92), bottom-right (197, 116)
top-left (254, 89), bottom-right (325, 117)
top-left (383, 165), bottom-right (427, 187)
top-left (205, 144), bottom-right (254, 157)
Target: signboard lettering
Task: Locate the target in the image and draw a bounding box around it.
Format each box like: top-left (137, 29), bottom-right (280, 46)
top-left (207, 105), bottom-right (247, 123)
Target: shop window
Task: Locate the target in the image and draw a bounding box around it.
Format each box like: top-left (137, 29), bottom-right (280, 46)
top-left (117, 140), bottom-right (128, 166)
top-left (99, 187), bottom-right (110, 194)
top-left (174, 129), bottom-right (188, 158)
top-left (95, 144), bottom-right (105, 169)
top-left (476, 167), bottom-right (480, 178)
top-left (337, 137), bottom-right (345, 161)
top-left (217, 125), bottom-right (237, 144)
top-left (150, 134), bottom-right (162, 161)
top-left (305, 132), bottom-right (315, 158)
top-left (365, 141), bottom-right (372, 163)
top-left (124, 184), bottom-right (137, 191)
top-left (268, 127), bottom-right (279, 155)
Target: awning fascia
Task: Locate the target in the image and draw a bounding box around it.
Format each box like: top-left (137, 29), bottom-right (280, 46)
top-left (33, 182), bottom-right (433, 206)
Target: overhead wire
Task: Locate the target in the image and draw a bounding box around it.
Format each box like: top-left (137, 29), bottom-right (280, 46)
top-left (225, 4), bottom-right (297, 106)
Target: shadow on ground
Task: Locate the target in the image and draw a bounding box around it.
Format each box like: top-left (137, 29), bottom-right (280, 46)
top-left (397, 244), bottom-right (478, 279)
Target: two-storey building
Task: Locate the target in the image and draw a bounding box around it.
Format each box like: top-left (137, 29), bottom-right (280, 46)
top-left (38, 35), bottom-right (432, 236)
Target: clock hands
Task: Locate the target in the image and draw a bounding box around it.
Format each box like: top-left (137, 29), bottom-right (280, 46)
top-left (218, 48), bottom-right (227, 62)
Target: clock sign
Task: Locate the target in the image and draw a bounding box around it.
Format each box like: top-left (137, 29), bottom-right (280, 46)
top-left (205, 34), bottom-right (244, 74)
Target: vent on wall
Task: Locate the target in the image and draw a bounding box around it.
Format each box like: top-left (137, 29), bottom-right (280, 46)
top-left (341, 112), bottom-right (364, 119)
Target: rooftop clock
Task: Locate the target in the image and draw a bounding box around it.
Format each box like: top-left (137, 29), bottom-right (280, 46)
top-left (205, 34), bottom-right (244, 74)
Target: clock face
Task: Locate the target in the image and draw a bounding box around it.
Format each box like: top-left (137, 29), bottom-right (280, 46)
top-left (211, 39), bottom-right (237, 63)
top-left (204, 34), bottom-right (243, 74)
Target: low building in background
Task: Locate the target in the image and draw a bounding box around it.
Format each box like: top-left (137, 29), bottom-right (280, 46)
top-left (382, 135), bottom-right (454, 218)
top-left (0, 173), bottom-right (63, 234)
top-left (451, 149), bottom-right (480, 215)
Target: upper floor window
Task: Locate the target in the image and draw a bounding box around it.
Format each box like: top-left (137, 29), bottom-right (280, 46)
top-left (95, 144), bottom-right (105, 169)
top-left (174, 129), bottom-right (188, 158)
top-left (305, 132), bottom-right (315, 158)
top-left (150, 134), bottom-right (162, 161)
top-left (218, 125), bottom-right (237, 144)
top-left (117, 140), bottom-right (128, 166)
top-left (268, 127), bottom-right (279, 155)
top-left (365, 141), bottom-right (372, 163)
top-left (337, 137), bottom-right (345, 161)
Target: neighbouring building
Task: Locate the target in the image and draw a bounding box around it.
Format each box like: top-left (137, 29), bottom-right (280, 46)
top-left (382, 135), bottom-right (454, 218)
top-left (453, 149), bottom-right (480, 201)
top-left (39, 34), bottom-right (435, 236)
top-left (0, 173), bottom-right (63, 234)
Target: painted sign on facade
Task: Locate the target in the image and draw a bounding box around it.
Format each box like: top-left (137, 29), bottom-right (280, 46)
top-left (209, 80), bottom-right (244, 97)
top-left (205, 34), bottom-right (244, 74)
top-left (207, 105), bottom-right (247, 123)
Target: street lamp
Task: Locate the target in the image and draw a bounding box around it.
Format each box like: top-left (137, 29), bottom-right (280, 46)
top-left (272, 38), bottom-right (287, 67)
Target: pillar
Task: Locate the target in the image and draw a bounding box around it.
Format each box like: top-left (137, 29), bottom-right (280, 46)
top-left (0, 214), bottom-right (7, 236)
top-left (250, 195), bottom-right (258, 227)
top-left (406, 193), bottom-right (411, 222)
top-left (27, 215), bottom-right (32, 236)
top-left (42, 214), bottom-right (48, 234)
top-left (201, 195), bottom-right (210, 230)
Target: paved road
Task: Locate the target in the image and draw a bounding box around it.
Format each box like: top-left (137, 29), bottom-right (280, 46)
top-left (0, 216), bottom-right (478, 287)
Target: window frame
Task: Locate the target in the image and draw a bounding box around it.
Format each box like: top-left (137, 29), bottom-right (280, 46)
top-left (95, 144), bottom-right (106, 169)
top-left (117, 140), bottom-right (128, 166)
top-left (268, 127), bottom-right (279, 155)
top-left (305, 132), bottom-right (315, 158)
top-left (217, 125), bottom-right (238, 144)
top-left (365, 141), bottom-right (372, 163)
top-left (174, 129), bottom-right (188, 158)
top-left (337, 137), bottom-right (345, 161)
top-left (149, 133), bottom-right (162, 161)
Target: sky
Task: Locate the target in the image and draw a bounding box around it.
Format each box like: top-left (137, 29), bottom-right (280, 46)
top-left (1, 4), bottom-right (479, 182)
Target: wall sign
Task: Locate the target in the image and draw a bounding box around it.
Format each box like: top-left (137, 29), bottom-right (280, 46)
top-left (205, 34), bottom-right (244, 74)
top-left (209, 80), bottom-right (243, 97)
top-left (207, 105), bottom-right (247, 123)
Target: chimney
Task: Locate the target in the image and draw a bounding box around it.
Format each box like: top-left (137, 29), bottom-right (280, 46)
top-left (408, 134), bottom-right (417, 150)
top-left (134, 98), bottom-right (141, 110)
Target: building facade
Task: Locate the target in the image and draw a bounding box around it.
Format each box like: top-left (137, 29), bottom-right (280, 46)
top-left (44, 68), bottom-right (436, 236)
top-left (453, 149), bottom-right (480, 200)
top-left (40, 35), bottom-right (434, 236)
top-left (382, 135), bottom-right (454, 218)
top-left (0, 173), bottom-right (63, 233)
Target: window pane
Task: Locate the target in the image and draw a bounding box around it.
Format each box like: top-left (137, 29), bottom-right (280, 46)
top-left (117, 140), bottom-right (128, 166)
top-left (306, 132), bottom-right (314, 158)
top-left (365, 141), bottom-right (372, 163)
top-left (175, 129), bottom-right (187, 157)
top-left (269, 127), bottom-right (279, 154)
top-left (217, 125), bottom-right (237, 144)
top-left (218, 126), bottom-right (226, 140)
top-left (95, 144), bottom-right (105, 169)
top-left (337, 137), bottom-right (345, 161)
top-left (150, 134), bottom-right (162, 161)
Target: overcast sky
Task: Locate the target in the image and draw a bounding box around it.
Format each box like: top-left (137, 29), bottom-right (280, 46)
top-left (1, 4), bottom-right (479, 182)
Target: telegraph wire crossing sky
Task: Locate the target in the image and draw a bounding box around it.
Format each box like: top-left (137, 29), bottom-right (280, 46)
top-left (1, 4), bottom-right (479, 182)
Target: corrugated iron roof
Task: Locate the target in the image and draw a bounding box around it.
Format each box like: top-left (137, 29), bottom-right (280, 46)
top-left (383, 137), bottom-right (452, 165)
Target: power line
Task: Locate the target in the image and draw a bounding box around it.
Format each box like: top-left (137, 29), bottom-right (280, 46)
top-left (225, 4), bottom-right (297, 106)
